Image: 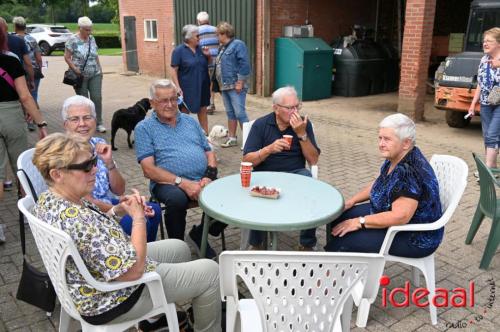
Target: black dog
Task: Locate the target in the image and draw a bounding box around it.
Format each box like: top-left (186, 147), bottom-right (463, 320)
top-left (111, 98), bottom-right (151, 151)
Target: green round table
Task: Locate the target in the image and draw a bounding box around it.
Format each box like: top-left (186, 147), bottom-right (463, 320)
top-left (198, 171), bottom-right (344, 256)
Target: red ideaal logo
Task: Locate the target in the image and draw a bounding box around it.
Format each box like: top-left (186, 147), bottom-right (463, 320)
top-left (379, 275), bottom-right (475, 308)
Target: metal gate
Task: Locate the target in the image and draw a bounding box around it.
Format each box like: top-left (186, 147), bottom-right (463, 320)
top-left (124, 16), bottom-right (139, 72)
top-left (174, 0), bottom-right (256, 93)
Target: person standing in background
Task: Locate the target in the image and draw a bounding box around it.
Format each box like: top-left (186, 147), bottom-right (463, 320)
top-left (197, 11), bottom-right (219, 115)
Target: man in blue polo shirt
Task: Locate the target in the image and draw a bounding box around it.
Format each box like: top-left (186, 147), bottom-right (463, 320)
top-left (197, 11), bottom-right (219, 114)
top-left (135, 79), bottom-right (225, 259)
top-left (243, 86), bottom-right (321, 250)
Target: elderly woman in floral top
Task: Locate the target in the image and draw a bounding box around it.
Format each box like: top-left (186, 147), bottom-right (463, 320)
top-left (61, 95), bottom-right (161, 242)
top-left (32, 133), bottom-right (221, 330)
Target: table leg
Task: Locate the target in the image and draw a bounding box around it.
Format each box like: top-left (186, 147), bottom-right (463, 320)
top-left (271, 232), bottom-right (278, 250)
top-left (200, 213), bottom-right (210, 258)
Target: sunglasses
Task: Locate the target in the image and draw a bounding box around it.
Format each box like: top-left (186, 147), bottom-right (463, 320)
top-left (65, 155), bottom-right (97, 173)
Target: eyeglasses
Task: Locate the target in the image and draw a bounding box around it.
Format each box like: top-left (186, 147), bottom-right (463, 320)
top-left (154, 97), bottom-right (179, 107)
top-left (66, 115), bottom-right (95, 124)
top-left (483, 39), bottom-right (497, 44)
top-left (277, 103), bottom-right (302, 112)
top-left (65, 155), bottom-right (97, 173)
top-left (82, 28), bottom-right (92, 32)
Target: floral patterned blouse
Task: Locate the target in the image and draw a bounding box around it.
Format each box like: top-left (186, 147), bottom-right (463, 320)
top-left (33, 190), bottom-right (157, 317)
top-left (370, 147), bottom-right (443, 249)
top-left (65, 34), bottom-right (101, 78)
top-left (478, 55), bottom-right (500, 105)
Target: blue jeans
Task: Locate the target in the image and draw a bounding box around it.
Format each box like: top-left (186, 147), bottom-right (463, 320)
top-left (111, 198), bottom-right (161, 242)
top-left (324, 203), bottom-right (437, 258)
top-left (249, 168), bottom-right (317, 247)
top-left (30, 78), bottom-right (41, 102)
top-left (480, 104), bottom-right (500, 148)
top-left (221, 88), bottom-right (249, 124)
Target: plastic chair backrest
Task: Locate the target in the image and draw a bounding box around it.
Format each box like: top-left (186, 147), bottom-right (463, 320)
top-left (473, 153), bottom-right (497, 218)
top-left (429, 154), bottom-right (469, 228)
top-left (18, 196), bottom-right (99, 319)
top-left (219, 251), bottom-right (384, 332)
top-left (17, 148), bottom-right (47, 200)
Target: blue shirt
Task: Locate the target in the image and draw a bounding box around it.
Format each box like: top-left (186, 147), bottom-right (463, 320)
top-left (89, 137), bottom-right (116, 204)
top-left (135, 111), bottom-right (211, 189)
top-left (243, 112), bottom-right (320, 172)
top-left (198, 24), bottom-right (219, 67)
top-left (370, 147), bottom-right (443, 249)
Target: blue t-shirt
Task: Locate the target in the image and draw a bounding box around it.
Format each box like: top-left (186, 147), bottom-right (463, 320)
top-left (7, 34), bottom-right (28, 64)
top-left (89, 137), bottom-right (116, 204)
top-left (370, 147), bottom-right (443, 249)
top-left (135, 111), bottom-right (211, 189)
top-left (243, 112), bottom-right (320, 172)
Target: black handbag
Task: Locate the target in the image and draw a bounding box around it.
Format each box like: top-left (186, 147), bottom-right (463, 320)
top-left (211, 69), bottom-right (220, 93)
top-left (34, 67), bottom-right (44, 79)
top-left (16, 170), bottom-right (57, 313)
top-left (63, 37), bottom-right (91, 89)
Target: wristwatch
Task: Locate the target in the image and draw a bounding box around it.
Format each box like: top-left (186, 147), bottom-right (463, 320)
top-left (174, 176), bottom-right (182, 186)
top-left (37, 121), bottom-right (48, 128)
top-left (298, 133), bottom-right (308, 142)
top-left (359, 216), bottom-right (366, 230)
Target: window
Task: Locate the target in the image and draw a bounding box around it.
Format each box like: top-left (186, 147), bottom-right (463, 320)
top-left (144, 19), bottom-right (158, 41)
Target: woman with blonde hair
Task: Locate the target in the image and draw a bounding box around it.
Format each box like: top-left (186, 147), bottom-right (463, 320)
top-left (32, 133), bottom-right (221, 331)
top-left (468, 27), bottom-right (500, 169)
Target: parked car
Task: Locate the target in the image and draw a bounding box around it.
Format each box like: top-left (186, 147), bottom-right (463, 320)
top-left (26, 24), bottom-right (73, 56)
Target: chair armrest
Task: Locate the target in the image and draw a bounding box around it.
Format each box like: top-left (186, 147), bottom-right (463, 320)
top-left (378, 222), bottom-right (442, 256)
top-left (84, 272), bottom-right (162, 292)
top-left (490, 168), bottom-right (500, 174)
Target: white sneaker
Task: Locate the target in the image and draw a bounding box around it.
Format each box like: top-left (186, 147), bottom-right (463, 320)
top-left (221, 137), bottom-right (237, 148)
top-left (97, 125), bottom-right (107, 133)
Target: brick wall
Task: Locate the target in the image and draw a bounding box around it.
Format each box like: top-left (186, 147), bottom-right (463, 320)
top-left (118, 0), bottom-right (175, 77)
top-left (397, 0), bottom-right (436, 120)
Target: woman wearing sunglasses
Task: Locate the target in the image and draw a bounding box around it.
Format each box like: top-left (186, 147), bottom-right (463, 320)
top-left (61, 95), bottom-right (161, 242)
top-left (32, 133), bottom-right (221, 330)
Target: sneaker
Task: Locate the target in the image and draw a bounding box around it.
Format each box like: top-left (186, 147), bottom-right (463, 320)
top-left (27, 121), bottom-right (36, 131)
top-left (3, 180), bottom-right (13, 191)
top-left (221, 137), bottom-right (237, 148)
top-left (187, 225), bottom-right (217, 259)
top-left (0, 224), bottom-right (5, 244)
top-left (138, 311), bottom-right (188, 332)
top-left (296, 244), bottom-right (314, 251)
top-left (96, 125), bottom-right (107, 133)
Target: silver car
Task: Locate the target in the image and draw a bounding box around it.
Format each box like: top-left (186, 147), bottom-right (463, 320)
top-left (26, 24), bottom-right (73, 56)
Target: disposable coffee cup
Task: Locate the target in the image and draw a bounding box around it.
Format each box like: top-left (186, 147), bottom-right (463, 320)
top-left (240, 162), bottom-right (253, 187)
top-left (283, 135), bottom-right (293, 150)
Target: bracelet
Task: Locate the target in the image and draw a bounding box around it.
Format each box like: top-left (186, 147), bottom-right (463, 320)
top-left (107, 160), bottom-right (117, 171)
top-left (37, 121), bottom-right (48, 128)
top-left (132, 217), bottom-right (147, 227)
top-left (109, 205), bottom-right (118, 218)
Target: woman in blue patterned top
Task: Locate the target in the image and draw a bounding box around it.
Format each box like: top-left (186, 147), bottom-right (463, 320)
top-left (467, 27), bottom-right (500, 169)
top-left (325, 114), bottom-right (442, 258)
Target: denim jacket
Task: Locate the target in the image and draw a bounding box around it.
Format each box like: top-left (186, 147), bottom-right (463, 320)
top-left (217, 39), bottom-right (251, 90)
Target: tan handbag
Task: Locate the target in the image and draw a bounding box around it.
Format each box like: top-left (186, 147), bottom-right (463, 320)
top-left (487, 85), bottom-right (500, 105)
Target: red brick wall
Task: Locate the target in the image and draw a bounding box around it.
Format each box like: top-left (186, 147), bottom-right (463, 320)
top-left (118, 0), bottom-right (175, 77)
top-left (398, 0), bottom-right (436, 120)
top-left (263, 0), bottom-right (375, 93)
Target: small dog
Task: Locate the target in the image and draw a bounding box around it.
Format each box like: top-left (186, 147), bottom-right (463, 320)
top-left (111, 98), bottom-right (151, 151)
top-left (207, 125), bottom-right (229, 149)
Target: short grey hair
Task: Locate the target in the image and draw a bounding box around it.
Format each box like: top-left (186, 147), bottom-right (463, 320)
top-left (182, 24), bottom-right (199, 42)
top-left (12, 16), bottom-right (26, 29)
top-left (379, 113), bottom-right (416, 144)
top-left (197, 11), bottom-right (209, 24)
top-left (272, 86), bottom-right (298, 105)
top-left (149, 79), bottom-right (178, 99)
top-left (78, 16), bottom-right (93, 28)
top-left (61, 95), bottom-right (96, 120)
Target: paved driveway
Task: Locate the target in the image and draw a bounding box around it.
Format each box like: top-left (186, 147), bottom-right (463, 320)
top-left (0, 56), bottom-right (498, 331)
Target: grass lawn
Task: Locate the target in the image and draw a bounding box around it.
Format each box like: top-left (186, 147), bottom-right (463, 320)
top-left (52, 48), bottom-right (122, 56)
top-left (7, 22), bottom-right (119, 36)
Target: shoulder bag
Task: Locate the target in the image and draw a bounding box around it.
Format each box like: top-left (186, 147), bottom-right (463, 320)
top-left (486, 61), bottom-right (500, 105)
top-left (63, 37), bottom-right (92, 89)
top-left (16, 170), bottom-right (57, 313)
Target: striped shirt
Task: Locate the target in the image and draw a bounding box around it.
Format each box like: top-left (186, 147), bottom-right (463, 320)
top-left (198, 24), bottom-right (219, 67)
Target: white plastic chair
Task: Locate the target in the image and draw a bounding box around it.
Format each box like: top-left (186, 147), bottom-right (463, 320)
top-left (17, 148), bottom-right (48, 200)
top-left (356, 155), bottom-right (468, 326)
top-left (18, 196), bottom-right (179, 332)
top-left (240, 120), bottom-right (319, 249)
top-left (219, 251), bottom-right (385, 332)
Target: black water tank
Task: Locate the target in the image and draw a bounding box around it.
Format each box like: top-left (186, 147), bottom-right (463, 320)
top-left (332, 40), bottom-right (398, 97)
